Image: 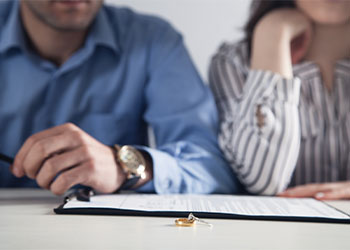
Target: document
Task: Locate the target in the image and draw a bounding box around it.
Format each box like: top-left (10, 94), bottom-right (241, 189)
top-left (57, 194), bottom-right (350, 223)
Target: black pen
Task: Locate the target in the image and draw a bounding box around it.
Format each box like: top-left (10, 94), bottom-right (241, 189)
top-left (0, 153), bottom-right (14, 164)
top-left (65, 187), bottom-right (94, 202)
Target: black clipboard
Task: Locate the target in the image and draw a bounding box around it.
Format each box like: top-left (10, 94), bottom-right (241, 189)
top-left (54, 189), bottom-right (350, 224)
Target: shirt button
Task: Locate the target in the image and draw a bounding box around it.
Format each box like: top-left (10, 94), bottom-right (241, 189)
top-left (163, 179), bottom-right (172, 189)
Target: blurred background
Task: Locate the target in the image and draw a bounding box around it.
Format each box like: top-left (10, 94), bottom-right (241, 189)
top-left (106, 0), bottom-right (252, 81)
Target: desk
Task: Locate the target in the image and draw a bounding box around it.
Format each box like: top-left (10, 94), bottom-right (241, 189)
top-left (0, 189), bottom-right (349, 250)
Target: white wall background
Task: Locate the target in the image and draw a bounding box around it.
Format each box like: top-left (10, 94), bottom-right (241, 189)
top-left (106, 0), bottom-right (252, 81)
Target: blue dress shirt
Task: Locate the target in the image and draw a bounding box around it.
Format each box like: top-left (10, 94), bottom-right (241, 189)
top-left (0, 1), bottom-right (240, 193)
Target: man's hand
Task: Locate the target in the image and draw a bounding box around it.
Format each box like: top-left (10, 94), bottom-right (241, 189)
top-left (11, 123), bottom-right (126, 195)
top-left (278, 182), bottom-right (350, 200)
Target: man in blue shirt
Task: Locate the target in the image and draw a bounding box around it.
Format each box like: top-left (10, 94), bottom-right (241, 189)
top-left (0, 0), bottom-right (240, 195)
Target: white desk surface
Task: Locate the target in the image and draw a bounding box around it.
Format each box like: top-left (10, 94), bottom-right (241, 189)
top-left (1, 189), bottom-right (349, 250)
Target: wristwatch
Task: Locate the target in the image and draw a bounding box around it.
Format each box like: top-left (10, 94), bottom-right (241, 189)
top-left (113, 145), bottom-right (147, 189)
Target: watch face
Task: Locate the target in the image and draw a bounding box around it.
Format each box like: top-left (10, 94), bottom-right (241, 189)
top-left (118, 146), bottom-right (146, 174)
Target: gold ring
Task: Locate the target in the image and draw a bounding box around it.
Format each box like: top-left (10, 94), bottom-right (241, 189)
top-left (175, 218), bottom-right (195, 227)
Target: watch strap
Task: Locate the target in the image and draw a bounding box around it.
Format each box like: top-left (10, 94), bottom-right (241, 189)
top-left (119, 176), bottom-right (140, 191)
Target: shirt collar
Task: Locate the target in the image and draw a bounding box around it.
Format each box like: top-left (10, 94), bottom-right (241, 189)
top-left (82, 7), bottom-right (120, 55)
top-left (0, 2), bottom-right (120, 55)
top-left (335, 59), bottom-right (350, 79)
top-left (0, 0), bottom-right (27, 53)
top-left (293, 59), bottom-right (350, 81)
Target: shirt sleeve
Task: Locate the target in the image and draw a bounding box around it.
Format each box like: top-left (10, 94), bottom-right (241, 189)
top-left (136, 22), bottom-right (241, 194)
top-left (209, 46), bottom-right (301, 195)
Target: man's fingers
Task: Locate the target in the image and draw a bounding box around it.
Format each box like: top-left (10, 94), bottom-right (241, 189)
top-left (36, 146), bottom-right (89, 189)
top-left (17, 129), bottom-right (85, 179)
top-left (50, 162), bottom-right (94, 196)
top-left (12, 123), bottom-right (79, 177)
top-left (22, 133), bottom-right (81, 179)
top-left (10, 123), bottom-right (121, 196)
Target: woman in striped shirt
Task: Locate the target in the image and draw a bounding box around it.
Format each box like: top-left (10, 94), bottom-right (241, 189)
top-left (209, 0), bottom-right (350, 199)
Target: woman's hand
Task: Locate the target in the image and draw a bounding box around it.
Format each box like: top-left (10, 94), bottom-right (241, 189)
top-left (251, 8), bottom-right (313, 78)
top-left (278, 182), bottom-right (350, 200)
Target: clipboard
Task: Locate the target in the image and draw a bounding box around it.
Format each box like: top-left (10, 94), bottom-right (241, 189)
top-left (54, 188), bottom-right (350, 224)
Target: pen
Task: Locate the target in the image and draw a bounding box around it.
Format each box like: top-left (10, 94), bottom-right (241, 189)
top-left (65, 187), bottom-right (94, 202)
top-left (0, 153), bottom-right (14, 164)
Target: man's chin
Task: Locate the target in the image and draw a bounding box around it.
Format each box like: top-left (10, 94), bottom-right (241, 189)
top-left (22, 0), bottom-right (102, 33)
top-left (48, 0), bottom-right (96, 31)
top-left (48, 21), bottom-right (91, 32)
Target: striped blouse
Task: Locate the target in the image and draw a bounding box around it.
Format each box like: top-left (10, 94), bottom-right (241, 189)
top-left (209, 42), bottom-right (350, 195)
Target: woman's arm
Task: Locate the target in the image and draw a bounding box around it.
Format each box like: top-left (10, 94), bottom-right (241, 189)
top-left (252, 9), bottom-right (312, 78)
top-left (210, 9), bottom-right (312, 195)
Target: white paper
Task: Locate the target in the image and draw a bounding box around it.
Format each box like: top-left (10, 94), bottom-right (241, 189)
top-left (63, 194), bottom-right (350, 220)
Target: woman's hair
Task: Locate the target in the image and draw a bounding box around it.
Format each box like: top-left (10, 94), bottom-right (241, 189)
top-left (244, 0), bottom-right (296, 56)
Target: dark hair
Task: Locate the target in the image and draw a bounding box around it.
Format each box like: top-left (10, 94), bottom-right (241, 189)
top-left (244, 0), bottom-right (296, 56)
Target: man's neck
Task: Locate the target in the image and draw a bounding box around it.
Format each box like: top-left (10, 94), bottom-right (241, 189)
top-left (20, 2), bottom-right (88, 66)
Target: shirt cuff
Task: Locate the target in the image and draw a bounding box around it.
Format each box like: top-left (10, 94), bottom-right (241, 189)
top-left (134, 146), bottom-right (180, 194)
top-left (245, 70), bottom-right (301, 104)
top-left (135, 179), bottom-right (155, 193)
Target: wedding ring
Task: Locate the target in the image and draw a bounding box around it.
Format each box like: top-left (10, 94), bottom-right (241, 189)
top-left (175, 213), bottom-right (213, 227)
top-left (175, 218), bottom-right (195, 227)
